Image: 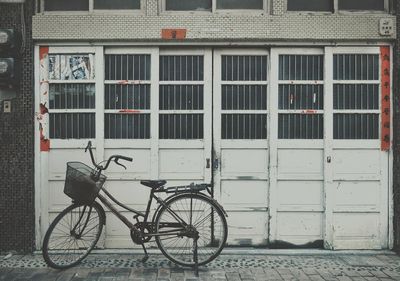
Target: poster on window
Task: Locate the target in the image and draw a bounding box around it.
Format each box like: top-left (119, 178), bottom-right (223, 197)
top-left (49, 54), bottom-right (95, 80)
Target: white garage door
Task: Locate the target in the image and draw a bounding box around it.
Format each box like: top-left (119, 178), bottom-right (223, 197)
top-left (36, 46), bottom-right (391, 250)
top-left (268, 47), bottom-right (390, 249)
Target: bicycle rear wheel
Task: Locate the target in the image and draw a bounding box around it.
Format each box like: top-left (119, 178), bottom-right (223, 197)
top-left (42, 202), bottom-right (104, 269)
top-left (154, 193), bottom-right (227, 267)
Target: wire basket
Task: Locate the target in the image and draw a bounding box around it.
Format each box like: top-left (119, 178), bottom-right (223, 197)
top-left (64, 162), bottom-right (106, 204)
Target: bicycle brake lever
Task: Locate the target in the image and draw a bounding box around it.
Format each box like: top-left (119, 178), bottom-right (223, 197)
top-left (114, 158), bottom-right (127, 170)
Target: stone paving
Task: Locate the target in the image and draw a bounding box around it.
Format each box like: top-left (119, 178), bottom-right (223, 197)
top-left (1, 251), bottom-right (400, 280)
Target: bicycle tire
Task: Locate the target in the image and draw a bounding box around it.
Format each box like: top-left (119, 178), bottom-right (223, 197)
top-left (154, 193), bottom-right (227, 267)
top-left (42, 202), bottom-right (104, 269)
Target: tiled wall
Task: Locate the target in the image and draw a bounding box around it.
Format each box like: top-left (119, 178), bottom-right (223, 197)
top-left (32, 0), bottom-right (396, 41)
top-left (0, 0), bottom-right (35, 252)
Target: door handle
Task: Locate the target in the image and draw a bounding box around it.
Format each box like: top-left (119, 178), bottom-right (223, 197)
top-left (327, 156), bottom-right (331, 163)
top-left (206, 158), bottom-right (219, 170)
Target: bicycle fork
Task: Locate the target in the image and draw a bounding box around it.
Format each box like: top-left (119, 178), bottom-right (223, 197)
top-left (71, 206), bottom-right (92, 239)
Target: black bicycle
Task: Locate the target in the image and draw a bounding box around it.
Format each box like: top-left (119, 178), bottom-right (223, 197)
top-left (42, 141), bottom-right (228, 273)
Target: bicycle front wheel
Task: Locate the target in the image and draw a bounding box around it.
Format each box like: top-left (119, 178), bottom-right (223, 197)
top-left (154, 193), bottom-right (227, 267)
top-left (42, 202), bottom-right (104, 269)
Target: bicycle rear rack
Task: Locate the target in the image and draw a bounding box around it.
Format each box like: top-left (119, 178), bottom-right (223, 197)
top-left (163, 183), bottom-right (211, 195)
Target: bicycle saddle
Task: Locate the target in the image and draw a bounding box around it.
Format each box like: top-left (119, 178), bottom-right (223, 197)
top-left (140, 180), bottom-right (167, 189)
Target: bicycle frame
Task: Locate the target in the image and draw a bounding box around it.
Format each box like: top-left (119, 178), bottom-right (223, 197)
top-left (43, 141), bottom-right (226, 277)
top-left (95, 185), bottom-right (191, 239)
top-left (83, 141), bottom-right (215, 241)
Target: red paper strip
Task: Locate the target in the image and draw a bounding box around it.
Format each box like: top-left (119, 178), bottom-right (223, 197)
top-left (119, 109), bottom-right (141, 114)
top-left (117, 80), bottom-right (143, 85)
top-left (380, 46), bottom-right (391, 151)
top-left (302, 110), bottom-right (317, 114)
top-left (39, 46), bottom-right (49, 60)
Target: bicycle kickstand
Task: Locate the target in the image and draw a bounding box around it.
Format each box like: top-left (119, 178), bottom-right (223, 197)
top-left (141, 243), bottom-right (149, 263)
top-left (193, 237), bottom-right (199, 277)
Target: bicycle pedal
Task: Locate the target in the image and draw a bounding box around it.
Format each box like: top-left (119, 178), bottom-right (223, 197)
top-left (141, 255), bottom-right (149, 263)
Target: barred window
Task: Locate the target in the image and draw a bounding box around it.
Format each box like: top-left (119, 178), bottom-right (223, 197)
top-left (217, 0), bottom-right (263, 9)
top-left (105, 114), bottom-right (150, 139)
top-left (164, 0), bottom-right (264, 11)
top-left (44, 0), bottom-right (140, 11)
top-left (94, 0), bottom-right (140, 9)
top-left (159, 55), bottom-right (205, 139)
top-left (287, 0), bottom-right (332, 12)
top-left (221, 55), bottom-right (268, 140)
top-left (279, 55), bottom-right (323, 81)
top-left (334, 114), bottom-right (379, 139)
top-left (48, 54), bottom-right (96, 139)
top-left (278, 54), bottom-right (324, 139)
top-left (222, 55), bottom-right (268, 81)
top-left (44, 0), bottom-right (89, 11)
top-left (338, 0), bottom-right (384, 11)
top-left (333, 54), bottom-right (380, 139)
top-left (104, 54), bottom-right (151, 139)
top-left (165, 0), bottom-right (211, 11)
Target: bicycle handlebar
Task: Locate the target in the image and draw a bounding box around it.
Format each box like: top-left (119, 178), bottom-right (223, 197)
top-left (114, 155), bottom-right (133, 162)
top-left (85, 141), bottom-right (133, 171)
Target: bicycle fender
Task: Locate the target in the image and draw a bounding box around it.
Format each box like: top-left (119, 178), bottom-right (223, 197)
top-left (184, 192), bottom-right (228, 217)
top-left (205, 195), bottom-right (228, 218)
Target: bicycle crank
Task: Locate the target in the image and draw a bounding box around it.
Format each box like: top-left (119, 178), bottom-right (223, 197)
top-left (133, 222), bottom-right (153, 243)
top-left (130, 228), bottom-right (144, 244)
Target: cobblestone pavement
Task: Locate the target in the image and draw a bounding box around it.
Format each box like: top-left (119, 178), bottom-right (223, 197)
top-left (1, 251), bottom-right (400, 280)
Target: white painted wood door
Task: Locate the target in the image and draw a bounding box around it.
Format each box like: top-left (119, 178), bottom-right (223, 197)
top-left (213, 49), bottom-right (270, 245)
top-left (269, 48), bottom-right (326, 247)
top-left (37, 47), bottom-right (213, 248)
top-left (269, 47), bottom-right (390, 249)
top-left (326, 47), bottom-right (389, 249)
top-left (102, 48), bottom-right (213, 247)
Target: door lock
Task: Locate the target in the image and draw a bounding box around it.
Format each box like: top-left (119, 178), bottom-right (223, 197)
top-left (213, 158), bottom-right (219, 170)
top-left (206, 158), bottom-right (219, 170)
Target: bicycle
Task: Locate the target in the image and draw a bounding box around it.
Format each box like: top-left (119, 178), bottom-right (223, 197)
top-left (42, 141), bottom-right (228, 274)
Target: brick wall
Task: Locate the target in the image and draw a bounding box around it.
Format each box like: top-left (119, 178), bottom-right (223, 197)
top-left (0, 0), bottom-right (35, 253)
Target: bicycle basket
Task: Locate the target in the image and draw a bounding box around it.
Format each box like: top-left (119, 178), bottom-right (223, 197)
top-left (64, 162), bottom-right (106, 204)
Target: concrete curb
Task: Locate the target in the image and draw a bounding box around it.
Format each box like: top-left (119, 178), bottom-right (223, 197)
top-left (30, 248), bottom-right (397, 256)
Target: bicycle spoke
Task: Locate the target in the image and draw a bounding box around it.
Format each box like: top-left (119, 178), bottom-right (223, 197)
top-left (155, 194), bottom-right (227, 266)
top-left (43, 204), bottom-right (103, 269)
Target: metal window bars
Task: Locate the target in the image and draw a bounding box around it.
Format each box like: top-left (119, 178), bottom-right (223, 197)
top-left (333, 54), bottom-right (380, 139)
top-left (104, 54), bottom-right (152, 140)
top-left (278, 54), bottom-right (324, 139)
top-left (159, 55), bottom-right (205, 140)
top-left (48, 54), bottom-right (96, 139)
top-left (221, 55), bottom-right (268, 140)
